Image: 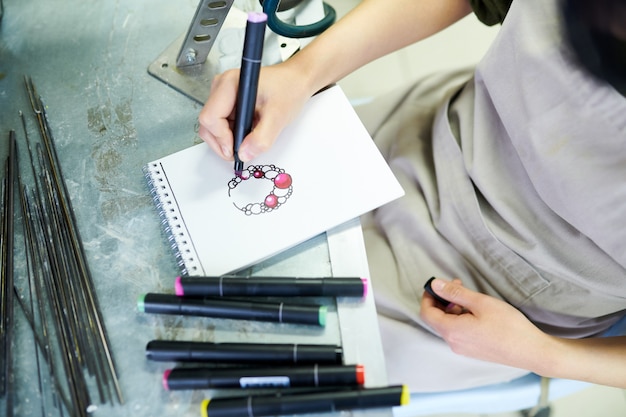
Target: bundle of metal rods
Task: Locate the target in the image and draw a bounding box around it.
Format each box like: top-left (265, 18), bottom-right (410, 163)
top-left (0, 77), bottom-right (123, 417)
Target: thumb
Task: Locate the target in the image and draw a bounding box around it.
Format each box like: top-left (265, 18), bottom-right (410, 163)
top-left (430, 278), bottom-right (482, 310)
top-left (238, 108), bottom-right (288, 162)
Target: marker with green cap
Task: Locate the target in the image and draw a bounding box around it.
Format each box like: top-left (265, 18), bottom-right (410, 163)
top-left (137, 293), bottom-right (327, 326)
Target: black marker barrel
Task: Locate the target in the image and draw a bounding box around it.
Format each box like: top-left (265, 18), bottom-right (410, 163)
top-left (233, 12), bottom-right (267, 174)
top-left (138, 293), bottom-right (327, 326)
top-left (201, 385), bottom-right (409, 417)
top-left (163, 364), bottom-right (365, 390)
top-left (175, 276), bottom-right (367, 297)
top-left (145, 340), bottom-right (343, 364)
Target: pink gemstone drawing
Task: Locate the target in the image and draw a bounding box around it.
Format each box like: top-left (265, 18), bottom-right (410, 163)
top-left (228, 164), bottom-right (294, 215)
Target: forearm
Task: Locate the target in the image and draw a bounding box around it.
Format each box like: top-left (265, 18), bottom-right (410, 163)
top-left (285, 0), bottom-right (473, 96)
top-left (537, 335), bottom-right (626, 388)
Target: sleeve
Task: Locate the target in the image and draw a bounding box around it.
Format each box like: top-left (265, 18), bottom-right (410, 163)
top-left (469, 0), bottom-right (514, 26)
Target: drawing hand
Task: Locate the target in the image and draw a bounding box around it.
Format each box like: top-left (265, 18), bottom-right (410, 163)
top-left (198, 63), bottom-right (312, 163)
top-left (420, 278), bottom-right (551, 371)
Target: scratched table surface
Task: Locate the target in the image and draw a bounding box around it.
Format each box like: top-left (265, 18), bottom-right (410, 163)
top-left (0, 1), bottom-right (390, 416)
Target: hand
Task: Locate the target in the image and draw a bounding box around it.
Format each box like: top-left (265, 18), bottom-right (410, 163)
top-left (420, 278), bottom-right (552, 371)
top-left (198, 62), bottom-right (313, 163)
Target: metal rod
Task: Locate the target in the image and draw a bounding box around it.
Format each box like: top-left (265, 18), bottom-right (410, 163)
top-left (1, 130), bottom-right (18, 417)
top-left (3, 76), bottom-right (127, 416)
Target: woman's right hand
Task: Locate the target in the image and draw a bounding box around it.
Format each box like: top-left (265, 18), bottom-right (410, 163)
top-left (198, 61), bottom-right (314, 163)
top-left (198, 0), bottom-right (474, 163)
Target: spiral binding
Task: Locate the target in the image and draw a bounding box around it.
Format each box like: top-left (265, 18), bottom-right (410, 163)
top-left (143, 162), bottom-right (205, 276)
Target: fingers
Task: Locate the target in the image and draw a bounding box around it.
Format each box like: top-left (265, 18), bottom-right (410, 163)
top-left (237, 100), bottom-right (293, 161)
top-left (420, 278), bottom-right (480, 328)
top-left (198, 67), bottom-right (291, 162)
top-left (198, 71), bottom-right (239, 161)
top-left (198, 120), bottom-right (234, 160)
top-left (427, 278), bottom-right (481, 311)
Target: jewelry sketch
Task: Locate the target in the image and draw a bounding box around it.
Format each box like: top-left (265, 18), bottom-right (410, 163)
top-left (228, 164), bottom-right (293, 215)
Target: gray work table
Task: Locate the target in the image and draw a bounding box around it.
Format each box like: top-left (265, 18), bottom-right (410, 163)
top-left (0, 1), bottom-right (390, 416)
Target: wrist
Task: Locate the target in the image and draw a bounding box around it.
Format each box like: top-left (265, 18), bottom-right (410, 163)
top-left (282, 50), bottom-right (334, 97)
top-left (528, 334), bottom-right (571, 378)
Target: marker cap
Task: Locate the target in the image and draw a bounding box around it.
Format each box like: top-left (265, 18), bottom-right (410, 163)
top-left (247, 11), bottom-right (267, 23)
top-left (361, 277), bottom-right (368, 298)
top-left (174, 276), bottom-right (184, 296)
top-left (318, 306), bottom-right (327, 326)
top-left (201, 399), bottom-right (210, 417)
top-left (137, 294), bottom-right (146, 312)
top-left (163, 369), bottom-right (172, 391)
top-left (400, 384), bottom-right (410, 405)
top-left (356, 364), bottom-right (365, 385)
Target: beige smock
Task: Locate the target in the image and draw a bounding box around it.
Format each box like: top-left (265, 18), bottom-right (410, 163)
top-left (357, 0), bottom-right (626, 392)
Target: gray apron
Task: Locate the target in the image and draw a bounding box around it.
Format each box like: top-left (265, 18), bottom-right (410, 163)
top-left (357, 0), bottom-right (626, 391)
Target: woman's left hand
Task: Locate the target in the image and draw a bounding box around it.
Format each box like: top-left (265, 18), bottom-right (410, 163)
top-left (420, 278), bottom-right (551, 371)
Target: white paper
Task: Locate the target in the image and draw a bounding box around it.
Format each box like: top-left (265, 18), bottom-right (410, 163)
top-left (145, 86), bottom-right (404, 276)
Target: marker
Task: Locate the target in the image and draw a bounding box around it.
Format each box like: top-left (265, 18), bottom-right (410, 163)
top-left (145, 340), bottom-right (343, 364)
top-left (163, 364), bottom-right (365, 390)
top-left (201, 385), bottom-right (410, 417)
top-left (233, 12), bottom-right (267, 175)
top-left (423, 277), bottom-right (451, 307)
top-left (138, 293), bottom-right (327, 326)
top-left (175, 276), bottom-right (368, 298)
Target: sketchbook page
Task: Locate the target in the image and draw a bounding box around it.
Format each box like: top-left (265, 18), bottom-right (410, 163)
top-left (144, 85), bottom-right (404, 276)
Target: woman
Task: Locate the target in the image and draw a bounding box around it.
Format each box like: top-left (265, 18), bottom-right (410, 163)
top-left (198, 0), bottom-right (626, 391)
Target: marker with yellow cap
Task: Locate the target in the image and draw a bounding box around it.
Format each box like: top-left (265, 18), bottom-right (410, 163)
top-left (200, 385), bottom-right (409, 417)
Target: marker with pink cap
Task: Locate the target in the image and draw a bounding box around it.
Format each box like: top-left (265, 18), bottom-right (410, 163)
top-left (175, 276), bottom-right (368, 298)
top-left (233, 12), bottom-right (267, 175)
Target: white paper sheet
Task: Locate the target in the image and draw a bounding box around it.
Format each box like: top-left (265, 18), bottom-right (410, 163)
top-left (144, 86), bottom-right (404, 276)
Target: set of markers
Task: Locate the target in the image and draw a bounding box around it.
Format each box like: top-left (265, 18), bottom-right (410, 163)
top-left (136, 12), bottom-right (408, 417)
top-left (138, 276), bottom-right (409, 416)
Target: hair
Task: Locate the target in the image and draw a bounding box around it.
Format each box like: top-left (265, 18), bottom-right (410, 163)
top-left (562, 0), bottom-right (626, 94)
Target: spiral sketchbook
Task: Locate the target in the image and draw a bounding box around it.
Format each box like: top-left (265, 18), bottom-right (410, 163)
top-left (144, 86), bottom-right (404, 276)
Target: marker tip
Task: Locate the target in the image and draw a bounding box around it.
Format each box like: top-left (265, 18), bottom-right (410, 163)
top-left (234, 159), bottom-right (244, 177)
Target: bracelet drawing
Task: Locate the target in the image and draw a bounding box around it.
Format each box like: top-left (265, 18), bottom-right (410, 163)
top-left (228, 164), bottom-right (293, 215)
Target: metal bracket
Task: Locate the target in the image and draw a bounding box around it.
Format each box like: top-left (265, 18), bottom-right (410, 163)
top-left (148, 31), bottom-right (220, 105)
top-left (147, 0), bottom-right (234, 104)
top-left (148, 0), bottom-right (300, 105)
top-left (176, 0), bottom-right (234, 68)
